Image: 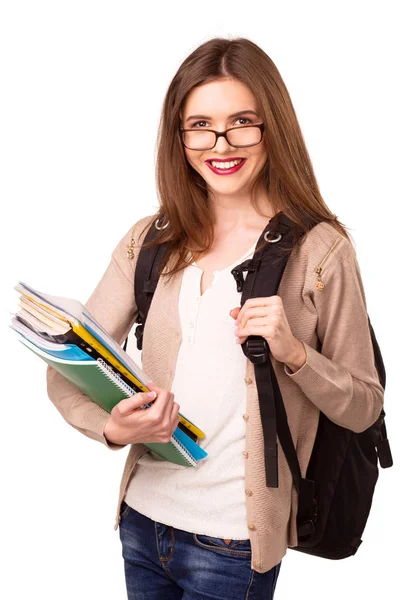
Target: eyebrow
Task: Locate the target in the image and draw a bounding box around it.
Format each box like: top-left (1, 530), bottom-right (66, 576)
top-left (185, 109), bottom-right (259, 123)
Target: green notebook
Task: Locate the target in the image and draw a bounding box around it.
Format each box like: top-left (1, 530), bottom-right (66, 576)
top-left (19, 337), bottom-right (207, 467)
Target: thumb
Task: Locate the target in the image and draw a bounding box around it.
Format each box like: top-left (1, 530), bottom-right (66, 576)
top-left (116, 389), bottom-right (157, 416)
top-left (230, 307), bottom-right (240, 319)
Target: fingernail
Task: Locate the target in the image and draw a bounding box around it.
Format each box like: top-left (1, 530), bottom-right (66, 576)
top-left (146, 391), bottom-right (156, 399)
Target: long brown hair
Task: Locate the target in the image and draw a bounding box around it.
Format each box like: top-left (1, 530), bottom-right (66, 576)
top-left (137, 36), bottom-right (352, 283)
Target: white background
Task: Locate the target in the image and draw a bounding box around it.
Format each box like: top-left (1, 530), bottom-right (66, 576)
top-left (1, 1), bottom-right (399, 598)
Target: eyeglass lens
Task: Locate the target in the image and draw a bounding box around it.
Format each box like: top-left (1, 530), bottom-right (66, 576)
top-left (183, 126), bottom-right (262, 150)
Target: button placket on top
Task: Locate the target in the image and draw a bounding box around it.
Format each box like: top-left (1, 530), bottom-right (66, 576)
top-left (184, 268), bottom-right (203, 345)
top-left (188, 242), bottom-right (260, 546)
top-left (244, 354), bottom-right (258, 564)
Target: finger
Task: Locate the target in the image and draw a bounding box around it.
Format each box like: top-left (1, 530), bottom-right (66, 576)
top-left (116, 391), bottom-right (156, 417)
top-left (239, 307), bottom-right (270, 328)
top-left (230, 307), bottom-right (241, 321)
top-left (238, 300), bottom-right (281, 323)
top-left (169, 397), bottom-right (180, 421)
top-left (237, 316), bottom-right (271, 333)
top-left (146, 382), bottom-right (174, 404)
top-left (148, 389), bottom-right (174, 420)
top-left (170, 402), bottom-right (181, 435)
top-left (237, 296), bottom-right (276, 321)
top-left (240, 304), bottom-right (284, 328)
top-left (145, 381), bottom-right (162, 392)
top-left (175, 410), bottom-right (181, 427)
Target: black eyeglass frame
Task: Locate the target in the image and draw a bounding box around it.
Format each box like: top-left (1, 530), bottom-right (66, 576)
top-left (179, 122), bottom-right (265, 150)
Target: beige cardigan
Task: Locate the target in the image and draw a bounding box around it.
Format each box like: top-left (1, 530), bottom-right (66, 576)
top-left (46, 214), bottom-right (384, 573)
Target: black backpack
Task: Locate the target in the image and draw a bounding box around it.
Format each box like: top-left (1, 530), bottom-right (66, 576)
top-left (123, 212), bottom-right (393, 560)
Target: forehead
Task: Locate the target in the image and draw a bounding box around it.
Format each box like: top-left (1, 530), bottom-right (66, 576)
top-left (182, 79), bottom-right (258, 117)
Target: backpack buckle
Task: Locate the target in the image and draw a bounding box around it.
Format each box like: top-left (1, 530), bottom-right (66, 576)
top-left (231, 259), bottom-right (257, 293)
top-left (244, 336), bottom-right (269, 364)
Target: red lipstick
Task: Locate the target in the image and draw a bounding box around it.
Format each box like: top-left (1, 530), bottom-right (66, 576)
top-left (205, 157), bottom-right (247, 176)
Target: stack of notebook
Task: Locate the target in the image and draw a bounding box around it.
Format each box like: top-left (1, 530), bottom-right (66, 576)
top-left (10, 281), bottom-right (208, 467)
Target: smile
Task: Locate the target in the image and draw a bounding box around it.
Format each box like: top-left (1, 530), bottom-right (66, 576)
top-left (205, 158), bottom-right (247, 175)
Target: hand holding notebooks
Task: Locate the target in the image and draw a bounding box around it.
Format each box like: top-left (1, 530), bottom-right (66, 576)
top-left (10, 282), bottom-right (208, 467)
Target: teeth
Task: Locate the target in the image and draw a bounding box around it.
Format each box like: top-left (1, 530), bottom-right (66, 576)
top-left (210, 158), bottom-right (243, 169)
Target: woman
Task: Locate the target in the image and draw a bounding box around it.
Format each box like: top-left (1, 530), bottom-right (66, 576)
top-left (46, 37), bottom-right (384, 599)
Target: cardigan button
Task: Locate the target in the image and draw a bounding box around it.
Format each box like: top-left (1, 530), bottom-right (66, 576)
top-left (242, 451), bottom-right (249, 458)
top-left (244, 377), bottom-right (253, 384)
top-left (248, 523), bottom-right (256, 531)
top-left (242, 414), bottom-right (249, 421)
top-left (245, 488), bottom-right (253, 496)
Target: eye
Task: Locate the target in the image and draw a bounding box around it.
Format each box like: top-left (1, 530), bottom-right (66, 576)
top-left (236, 117), bottom-right (252, 126)
top-left (190, 116), bottom-right (253, 129)
top-left (191, 120), bottom-right (209, 128)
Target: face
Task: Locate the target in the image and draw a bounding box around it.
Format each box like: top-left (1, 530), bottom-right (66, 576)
top-left (180, 78), bottom-right (267, 200)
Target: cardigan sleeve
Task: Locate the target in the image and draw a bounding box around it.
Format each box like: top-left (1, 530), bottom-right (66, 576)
top-left (45, 215), bottom-right (154, 450)
top-left (283, 236), bottom-right (384, 433)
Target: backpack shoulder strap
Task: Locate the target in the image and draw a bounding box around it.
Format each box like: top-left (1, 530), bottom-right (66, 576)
top-left (131, 218), bottom-right (170, 350)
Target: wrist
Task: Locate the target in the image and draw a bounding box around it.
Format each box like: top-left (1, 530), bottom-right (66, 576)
top-left (285, 339), bottom-right (307, 373)
top-left (103, 417), bottom-right (120, 445)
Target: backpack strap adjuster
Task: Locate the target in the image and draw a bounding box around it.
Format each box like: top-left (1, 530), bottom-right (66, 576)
top-left (134, 312), bottom-right (145, 351)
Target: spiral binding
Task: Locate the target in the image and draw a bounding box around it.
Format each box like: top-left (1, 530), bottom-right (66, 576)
top-left (97, 358), bottom-right (135, 397)
top-left (170, 435), bottom-right (196, 467)
top-left (97, 358), bottom-right (196, 466)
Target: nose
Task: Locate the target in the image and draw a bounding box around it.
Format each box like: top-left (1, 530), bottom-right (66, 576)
top-left (214, 132), bottom-right (234, 152)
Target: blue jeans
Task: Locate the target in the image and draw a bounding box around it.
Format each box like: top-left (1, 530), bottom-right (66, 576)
top-left (118, 500), bottom-right (282, 599)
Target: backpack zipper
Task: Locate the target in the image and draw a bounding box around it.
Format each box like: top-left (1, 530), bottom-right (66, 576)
top-left (314, 236), bottom-right (343, 290)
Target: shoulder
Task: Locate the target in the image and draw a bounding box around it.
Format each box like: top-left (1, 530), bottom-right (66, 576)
top-left (294, 221), bottom-right (364, 314)
top-left (114, 213), bottom-right (157, 255)
top-left (287, 221), bottom-right (358, 308)
top-left (110, 213), bottom-right (158, 281)
top-left (295, 221), bottom-right (355, 272)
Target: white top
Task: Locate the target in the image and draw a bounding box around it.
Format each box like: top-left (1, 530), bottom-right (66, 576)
top-left (123, 241), bottom-right (257, 538)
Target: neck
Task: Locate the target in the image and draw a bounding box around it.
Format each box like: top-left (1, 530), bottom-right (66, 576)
top-left (207, 189), bottom-right (275, 233)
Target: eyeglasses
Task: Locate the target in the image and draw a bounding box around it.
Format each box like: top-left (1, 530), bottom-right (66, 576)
top-left (179, 123), bottom-right (265, 151)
